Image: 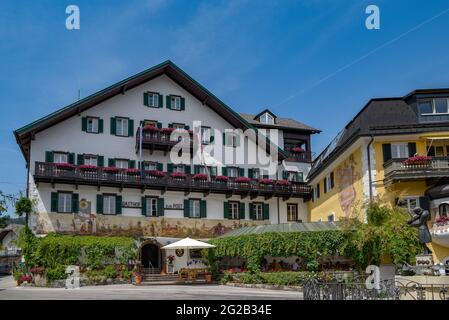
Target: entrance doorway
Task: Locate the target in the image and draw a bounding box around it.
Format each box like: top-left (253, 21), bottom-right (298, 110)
top-left (140, 243), bottom-right (161, 271)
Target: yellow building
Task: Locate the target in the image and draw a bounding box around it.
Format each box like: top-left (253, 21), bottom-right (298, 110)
top-left (307, 89), bottom-right (449, 263)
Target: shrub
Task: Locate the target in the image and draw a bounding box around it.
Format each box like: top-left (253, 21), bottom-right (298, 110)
top-left (45, 265), bottom-right (67, 282)
top-left (102, 265), bottom-right (118, 279)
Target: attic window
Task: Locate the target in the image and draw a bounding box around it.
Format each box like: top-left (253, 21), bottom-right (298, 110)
top-left (260, 113), bottom-right (274, 124)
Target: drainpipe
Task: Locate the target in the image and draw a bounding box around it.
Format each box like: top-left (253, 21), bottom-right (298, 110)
top-left (367, 136), bottom-right (374, 203)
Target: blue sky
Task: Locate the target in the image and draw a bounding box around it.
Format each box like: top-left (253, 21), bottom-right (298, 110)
top-left (1, 0), bottom-right (449, 214)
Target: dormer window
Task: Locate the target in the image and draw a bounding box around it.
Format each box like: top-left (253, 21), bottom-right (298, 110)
top-left (419, 98), bottom-right (449, 115)
top-left (260, 112), bottom-right (274, 124)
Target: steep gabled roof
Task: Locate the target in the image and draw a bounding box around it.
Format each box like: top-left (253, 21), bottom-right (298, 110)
top-left (14, 60), bottom-right (288, 161)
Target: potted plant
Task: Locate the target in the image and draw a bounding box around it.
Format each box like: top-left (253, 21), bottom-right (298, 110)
top-left (205, 271), bottom-right (212, 283)
top-left (132, 267), bottom-right (142, 285)
top-left (215, 175), bottom-right (229, 183)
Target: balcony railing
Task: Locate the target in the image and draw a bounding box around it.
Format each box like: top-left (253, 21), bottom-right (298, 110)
top-left (383, 157), bottom-right (449, 184)
top-left (34, 162), bottom-right (311, 198)
top-left (136, 128), bottom-right (192, 153)
top-left (284, 151), bottom-right (312, 163)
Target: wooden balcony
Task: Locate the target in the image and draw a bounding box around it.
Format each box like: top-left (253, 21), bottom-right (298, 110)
top-left (135, 129), bottom-right (193, 154)
top-left (34, 162), bottom-right (311, 199)
top-left (284, 151), bottom-right (312, 163)
top-left (383, 157), bottom-right (449, 185)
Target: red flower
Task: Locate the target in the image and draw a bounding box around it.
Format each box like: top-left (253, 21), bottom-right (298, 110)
top-left (161, 127), bottom-right (175, 133)
top-left (259, 178), bottom-right (273, 185)
top-left (235, 177), bottom-right (251, 183)
top-left (147, 170), bottom-right (165, 177)
top-left (170, 172), bottom-right (186, 178)
top-left (20, 275), bottom-right (32, 283)
top-left (54, 162), bottom-right (75, 169)
top-left (103, 167), bottom-right (120, 173)
top-left (193, 173), bottom-right (208, 180)
top-left (30, 267), bottom-right (45, 274)
top-left (276, 179), bottom-right (291, 186)
top-left (125, 168), bottom-right (140, 174)
top-left (291, 147), bottom-right (305, 153)
top-left (404, 155), bottom-right (432, 165)
top-left (142, 125), bottom-right (160, 132)
top-left (215, 175), bottom-right (229, 182)
top-left (79, 165), bottom-right (98, 171)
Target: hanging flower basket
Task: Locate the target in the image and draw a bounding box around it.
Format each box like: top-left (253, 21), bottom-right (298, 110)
top-left (276, 179), bottom-right (291, 186)
top-left (54, 163), bottom-right (75, 170)
top-left (403, 155), bottom-right (432, 166)
top-left (103, 167), bottom-right (120, 173)
top-left (215, 175), bottom-right (229, 182)
top-left (147, 170), bottom-right (165, 177)
top-left (79, 165), bottom-right (98, 171)
top-left (126, 168), bottom-right (140, 175)
top-left (235, 177), bottom-right (251, 183)
top-left (259, 178), bottom-right (274, 185)
top-left (291, 147), bottom-right (305, 154)
top-left (142, 125), bottom-right (160, 132)
top-left (167, 255), bottom-right (175, 265)
top-left (170, 172), bottom-right (187, 179)
top-left (192, 173), bottom-right (208, 181)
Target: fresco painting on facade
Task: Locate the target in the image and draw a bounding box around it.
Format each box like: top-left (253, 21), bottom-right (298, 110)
top-left (337, 154), bottom-right (360, 217)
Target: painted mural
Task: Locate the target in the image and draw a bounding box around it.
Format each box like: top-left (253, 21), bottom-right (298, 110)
top-left (336, 154), bottom-right (361, 217)
top-left (30, 212), bottom-right (267, 238)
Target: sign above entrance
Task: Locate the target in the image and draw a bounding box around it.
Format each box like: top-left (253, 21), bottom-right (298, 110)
top-left (122, 201), bottom-right (141, 209)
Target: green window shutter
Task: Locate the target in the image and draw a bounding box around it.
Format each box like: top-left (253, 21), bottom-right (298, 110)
top-left (223, 202), bottom-right (229, 219)
top-left (222, 132), bottom-right (226, 145)
top-left (157, 122), bottom-right (162, 129)
top-left (68, 153), bottom-right (75, 164)
top-left (249, 203), bottom-right (255, 220)
top-left (96, 195), bottom-right (103, 214)
top-left (408, 143), bottom-right (417, 157)
top-left (168, 123), bottom-right (173, 128)
top-left (200, 200), bottom-right (207, 218)
top-left (317, 183), bottom-right (321, 198)
top-left (143, 92), bottom-right (149, 106)
top-left (184, 199), bottom-right (190, 218)
top-left (110, 117), bottom-right (116, 135)
top-left (298, 172), bottom-right (304, 182)
top-left (157, 198), bottom-right (165, 217)
top-left (185, 166), bottom-right (191, 174)
top-left (167, 163), bottom-right (173, 173)
top-left (185, 125), bottom-right (190, 130)
top-left (98, 156), bottom-right (104, 167)
top-left (129, 160), bottom-right (136, 169)
top-left (128, 119), bottom-right (134, 137)
top-left (72, 193), bottom-right (79, 213)
top-left (382, 144), bottom-right (392, 163)
top-left (239, 168), bottom-right (245, 177)
top-left (166, 96), bottom-right (171, 109)
top-left (158, 94), bottom-right (163, 108)
top-left (210, 130), bottom-right (214, 143)
top-left (51, 192), bottom-right (58, 212)
top-left (210, 167), bottom-right (217, 176)
top-left (141, 197), bottom-right (146, 216)
top-left (248, 169), bottom-right (254, 179)
top-left (77, 154), bottom-right (84, 165)
top-left (222, 167), bottom-right (227, 176)
top-left (116, 196), bottom-right (122, 215)
top-left (263, 203), bottom-right (269, 220)
top-left (82, 117), bottom-right (87, 132)
top-left (157, 163), bottom-right (163, 171)
top-left (194, 165), bottom-right (200, 174)
top-left (98, 119), bottom-right (104, 133)
top-left (181, 98), bottom-right (185, 111)
top-left (282, 171), bottom-right (288, 180)
top-left (45, 151), bottom-right (54, 163)
top-left (108, 158), bottom-right (115, 167)
top-left (239, 202), bottom-right (245, 220)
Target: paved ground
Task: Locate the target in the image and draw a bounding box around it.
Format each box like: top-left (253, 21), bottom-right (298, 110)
top-left (0, 276), bottom-right (302, 300)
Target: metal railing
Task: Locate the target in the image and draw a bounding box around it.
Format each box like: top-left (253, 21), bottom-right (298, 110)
top-left (383, 157), bottom-right (449, 180)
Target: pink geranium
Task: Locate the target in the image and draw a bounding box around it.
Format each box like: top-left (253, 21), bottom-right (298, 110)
top-left (54, 163), bottom-right (75, 169)
top-left (170, 172), bottom-right (186, 179)
top-left (259, 178), bottom-right (273, 185)
top-left (404, 155), bottom-right (432, 165)
top-left (235, 177), bottom-right (251, 183)
top-left (276, 179), bottom-right (291, 186)
top-left (125, 168), bottom-right (140, 174)
top-left (147, 170), bottom-right (165, 177)
top-left (103, 167), bottom-right (120, 173)
top-left (192, 173), bottom-right (208, 180)
top-left (79, 165), bottom-right (98, 171)
top-left (291, 147), bottom-right (305, 153)
top-left (215, 175), bottom-right (229, 182)
top-left (142, 125), bottom-right (160, 132)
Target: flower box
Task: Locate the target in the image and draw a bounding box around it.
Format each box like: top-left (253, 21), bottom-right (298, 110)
top-left (79, 165), bottom-right (98, 171)
top-left (192, 173), bottom-right (208, 181)
top-left (215, 175), bottom-right (229, 182)
top-left (142, 125), bottom-right (160, 132)
top-left (259, 178), bottom-right (273, 185)
top-left (103, 167), bottom-right (120, 173)
top-left (276, 179), bottom-right (291, 186)
top-left (147, 170), bottom-right (165, 177)
top-left (291, 147), bottom-right (305, 154)
top-left (125, 168), bottom-right (140, 175)
top-left (161, 127), bottom-right (175, 134)
top-left (235, 177), bottom-right (251, 183)
top-left (170, 172), bottom-right (187, 179)
top-left (403, 155), bottom-right (432, 166)
top-left (54, 163), bottom-right (75, 169)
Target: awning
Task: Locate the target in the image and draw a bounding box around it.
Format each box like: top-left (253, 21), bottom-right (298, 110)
top-left (161, 237), bottom-right (215, 250)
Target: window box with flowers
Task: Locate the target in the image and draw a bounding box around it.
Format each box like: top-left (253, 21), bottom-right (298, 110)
top-left (170, 172), bottom-right (186, 179)
top-left (276, 179), bottom-right (291, 186)
top-left (125, 168), bottom-right (140, 175)
top-left (192, 173), bottom-right (208, 181)
top-left (291, 147), bottom-right (305, 154)
top-left (54, 163), bottom-right (76, 170)
top-left (235, 177), bottom-right (251, 184)
top-left (103, 167), bottom-right (120, 174)
top-left (147, 170), bottom-right (165, 178)
top-left (79, 164), bottom-right (98, 172)
top-left (403, 155), bottom-right (432, 167)
top-left (142, 125), bottom-right (160, 132)
top-left (215, 175), bottom-right (229, 183)
top-left (435, 215), bottom-right (449, 226)
top-left (259, 178), bottom-right (273, 185)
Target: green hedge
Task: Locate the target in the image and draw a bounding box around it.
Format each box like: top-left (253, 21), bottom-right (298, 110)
top-left (221, 271), bottom-right (339, 286)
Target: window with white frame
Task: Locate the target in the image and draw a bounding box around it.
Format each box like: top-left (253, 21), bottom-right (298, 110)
top-left (287, 204), bottom-right (298, 222)
top-left (227, 167), bottom-right (238, 178)
top-left (260, 112), bottom-right (274, 124)
top-left (198, 166), bottom-right (207, 174)
top-left (84, 155), bottom-right (98, 166)
top-left (391, 143), bottom-right (409, 159)
top-left (253, 203), bottom-right (263, 220)
top-left (189, 199), bottom-right (200, 218)
top-left (172, 123), bottom-right (185, 130)
top-left (252, 169), bottom-right (260, 179)
top-left (116, 118), bottom-right (129, 136)
top-left (146, 197), bottom-right (158, 217)
top-left (170, 96), bottom-right (182, 110)
top-left (288, 171), bottom-right (299, 182)
top-left (115, 159), bottom-right (129, 169)
top-left (53, 152), bottom-right (68, 164)
top-left (57, 192), bottom-right (72, 213)
top-left (148, 93), bottom-right (159, 108)
top-left (398, 197), bottom-right (419, 212)
top-left (419, 98), bottom-right (449, 115)
top-left (225, 132), bottom-right (239, 147)
top-left (325, 174), bottom-right (332, 192)
top-left (201, 127), bottom-right (211, 144)
top-left (86, 117), bottom-right (99, 133)
top-left (103, 195), bottom-right (116, 215)
top-left (144, 162), bottom-right (158, 171)
top-left (229, 202), bottom-right (239, 219)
